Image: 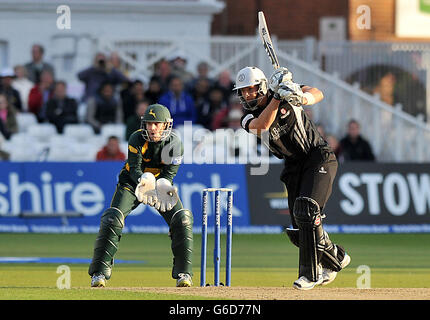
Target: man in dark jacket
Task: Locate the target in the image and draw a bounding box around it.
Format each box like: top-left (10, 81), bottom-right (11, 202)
top-left (46, 81), bottom-right (78, 133)
top-left (339, 119), bottom-right (375, 161)
top-left (125, 99), bottom-right (149, 141)
top-left (24, 44), bottom-right (55, 84)
top-left (78, 52), bottom-right (128, 102)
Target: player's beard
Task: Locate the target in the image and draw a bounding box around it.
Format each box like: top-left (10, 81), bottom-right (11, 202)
top-left (243, 94), bottom-right (266, 110)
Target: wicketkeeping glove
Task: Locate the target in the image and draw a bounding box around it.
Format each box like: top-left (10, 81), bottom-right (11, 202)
top-left (135, 172), bottom-right (158, 206)
top-left (268, 67), bottom-right (293, 93)
top-left (154, 178), bottom-right (179, 212)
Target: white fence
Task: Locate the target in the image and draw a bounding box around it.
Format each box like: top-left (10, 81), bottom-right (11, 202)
top-left (50, 34), bottom-right (430, 162)
top-left (315, 41), bottom-right (429, 121)
top-left (276, 50), bottom-right (430, 162)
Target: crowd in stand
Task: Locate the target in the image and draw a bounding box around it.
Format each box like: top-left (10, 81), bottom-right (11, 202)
top-left (0, 43), bottom-right (376, 162)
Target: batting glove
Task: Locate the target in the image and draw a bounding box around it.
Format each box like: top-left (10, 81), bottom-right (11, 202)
top-left (268, 67), bottom-right (293, 92)
top-left (276, 81), bottom-right (304, 106)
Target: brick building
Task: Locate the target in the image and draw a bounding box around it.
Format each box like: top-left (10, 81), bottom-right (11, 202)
top-left (212, 0), bottom-right (430, 41)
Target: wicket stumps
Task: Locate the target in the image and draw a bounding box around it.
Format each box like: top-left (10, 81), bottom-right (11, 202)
top-left (200, 188), bottom-right (233, 287)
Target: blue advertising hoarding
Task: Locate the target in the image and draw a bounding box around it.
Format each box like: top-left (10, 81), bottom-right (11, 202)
top-left (0, 162), bottom-right (257, 233)
top-left (0, 162), bottom-right (429, 233)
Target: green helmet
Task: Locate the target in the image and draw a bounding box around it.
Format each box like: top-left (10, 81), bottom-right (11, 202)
top-left (140, 104), bottom-right (173, 141)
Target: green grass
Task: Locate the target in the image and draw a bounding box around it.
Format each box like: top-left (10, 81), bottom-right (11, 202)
top-left (0, 233), bottom-right (429, 299)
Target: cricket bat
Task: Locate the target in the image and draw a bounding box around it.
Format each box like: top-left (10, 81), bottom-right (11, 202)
top-left (258, 11), bottom-right (280, 70)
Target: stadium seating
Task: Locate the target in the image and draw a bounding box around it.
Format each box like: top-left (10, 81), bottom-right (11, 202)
top-left (27, 123), bottom-right (58, 143)
top-left (16, 112), bottom-right (38, 133)
top-left (100, 123), bottom-right (126, 141)
top-left (5, 118), bottom-right (267, 163)
top-left (7, 132), bottom-right (47, 161)
top-left (63, 124), bottom-right (95, 142)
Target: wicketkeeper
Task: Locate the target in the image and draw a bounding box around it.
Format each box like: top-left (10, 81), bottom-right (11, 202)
top-left (234, 66), bottom-right (351, 290)
top-left (88, 104), bottom-right (194, 288)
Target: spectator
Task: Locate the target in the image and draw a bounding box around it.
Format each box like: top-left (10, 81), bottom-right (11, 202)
top-left (96, 135), bottom-right (126, 161)
top-left (144, 77), bottom-right (162, 105)
top-left (186, 61), bottom-right (213, 92)
top-left (158, 76), bottom-right (196, 127)
top-left (196, 86), bottom-right (227, 130)
top-left (191, 77), bottom-right (210, 104)
top-left (121, 79), bottom-right (145, 122)
top-left (12, 65), bottom-right (34, 112)
top-left (0, 93), bottom-right (18, 139)
top-left (326, 134), bottom-right (344, 162)
top-left (45, 81), bottom-right (79, 133)
top-left (169, 51), bottom-right (194, 85)
top-left (190, 77), bottom-right (211, 125)
top-left (24, 44), bottom-right (55, 84)
top-left (0, 132), bottom-right (10, 160)
top-left (125, 99), bottom-right (149, 141)
top-left (109, 51), bottom-right (129, 77)
top-left (28, 69), bottom-right (55, 122)
top-left (150, 59), bottom-right (174, 94)
top-left (0, 68), bottom-right (23, 112)
top-left (213, 70), bottom-right (234, 103)
top-left (340, 119), bottom-right (375, 161)
top-left (226, 108), bottom-right (243, 130)
top-left (0, 119), bottom-right (9, 141)
top-left (77, 52), bottom-right (128, 102)
top-left (86, 82), bottom-right (123, 134)
top-left (212, 94), bottom-right (242, 130)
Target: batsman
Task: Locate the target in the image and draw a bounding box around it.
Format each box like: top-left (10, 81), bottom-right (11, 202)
top-left (235, 66), bottom-right (351, 290)
top-left (88, 104), bottom-right (194, 288)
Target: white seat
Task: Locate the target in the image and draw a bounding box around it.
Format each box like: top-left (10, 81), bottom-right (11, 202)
top-left (46, 143), bottom-right (74, 161)
top-left (49, 134), bottom-right (77, 147)
top-left (9, 148), bottom-right (38, 161)
top-left (120, 141), bottom-right (128, 157)
top-left (10, 132), bottom-right (38, 146)
top-left (86, 135), bottom-right (106, 151)
top-left (1, 140), bottom-right (12, 154)
top-left (63, 124), bottom-right (95, 142)
top-left (27, 123), bottom-right (58, 143)
top-left (70, 142), bottom-right (98, 161)
top-left (100, 123), bottom-right (126, 142)
top-left (9, 142), bottom-right (47, 161)
top-left (16, 113), bottom-right (38, 133)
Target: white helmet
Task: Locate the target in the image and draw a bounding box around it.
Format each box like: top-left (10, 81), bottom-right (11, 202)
top-left (233, 66), bottom-right (268, 110)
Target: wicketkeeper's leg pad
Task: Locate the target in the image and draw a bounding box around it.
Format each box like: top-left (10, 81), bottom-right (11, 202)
top-left (169, 209), bottom-right (194, 279)
top-left (88, 207), bottom-right (125, 280)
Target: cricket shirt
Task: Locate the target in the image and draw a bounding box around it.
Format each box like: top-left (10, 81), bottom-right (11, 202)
top-left (240, 90), bottom-right (331, 163)
top-left (118, 129), bottom-right (184, 189)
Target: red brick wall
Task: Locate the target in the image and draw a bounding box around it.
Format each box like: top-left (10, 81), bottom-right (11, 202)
top-left (349, 0), bottom-right (395, 41)
top-left (211, 0), bottom-right (349, 39)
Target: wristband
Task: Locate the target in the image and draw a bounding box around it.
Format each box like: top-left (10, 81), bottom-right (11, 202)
top-left (303, 92), bottom-right (316, 105)
top-left (273, 92), bottom-right (282, 101)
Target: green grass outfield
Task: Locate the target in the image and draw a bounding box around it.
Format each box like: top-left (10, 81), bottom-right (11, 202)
top-left (0, 233), bottom-right (429, 299)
